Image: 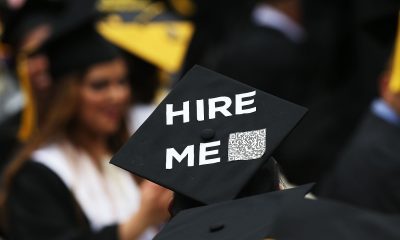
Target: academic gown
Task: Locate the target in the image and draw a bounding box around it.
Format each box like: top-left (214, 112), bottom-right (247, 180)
top-left (5, 160), bottom-right (119, 240)
top-left (212, 25), bottom-right (311, 105)
top-left (0, 111), bottom-right (22, 174)
top-left (317, 111), bottom-right (400, 213)
top-left (209, 23), bottom-right (313, 184)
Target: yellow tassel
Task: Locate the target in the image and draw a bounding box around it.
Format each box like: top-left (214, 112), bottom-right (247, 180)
top-left (16, 54), bottom-right (36, 141)
top-left (389, 12), bottom-right (400, 93)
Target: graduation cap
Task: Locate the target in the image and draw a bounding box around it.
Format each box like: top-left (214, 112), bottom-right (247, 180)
top-left (32, 0), bottom-right (118, 80)
top-left (154, 185), bottom-right (314, 240)
top-left (156, 185), bottom-right (400, 240)
top-left (111, 65), bottom-right (307, 204)
top-left (390, 13), bottom-right (400, 93)
top-left (0, 0), bottom-right (64, 49)
top-left (0, 0), bottom-right (65, 141)
top-left (97, 1), bottom-right (194, 73)
top-left (41, 24), bottom-right (120, 80)
top-left (270, 197), bottom-right (400, 240)
top-left (10, 0), bottom-right (109, 141)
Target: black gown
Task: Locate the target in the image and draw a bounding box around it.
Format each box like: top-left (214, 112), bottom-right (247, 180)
top-left (212, 25), bottom-right (311, 105)
top-left (5, 161), bottom-right (119, 240)
top-left (317, 110), bottom-right (400, 214)
top-left (0, 111), bottom-right (22, 174)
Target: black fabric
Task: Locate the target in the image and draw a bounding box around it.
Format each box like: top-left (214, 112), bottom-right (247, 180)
top-left (157, 184), bottom-right (400, 240)
top-left (5, 161), bottom-right (119, 240)
top-left (212, 25), bottom-right (311, 104)
top-left (0, 0), bottom-right (64, 47)
top-left (121, 51), bottom-right (160, 104)
top-left (209, 23), bottom-right (316, 184)
top-left (0, 111), bottom-right (22, 174)
top-left (271, 0), bottom-right (385, 184)
top-left (155, 185), bottom-right (314, 240)
top-left (270, 198), bottom-right (400, 240)
top-left (43, 25), bottom-right (120, 79)
top-left (170, 157), bottom-right (281, 216)
top-left (355, 0), bottom-right (400, 47)
top-left (317, 111), bottom-right (400, 214)
top-left (180, 0), bottom-right (257, 75)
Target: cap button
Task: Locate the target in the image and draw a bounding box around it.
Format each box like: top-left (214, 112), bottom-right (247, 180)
top-left (209, 223), bottom-right (225, 232)
top-left (201, 128), bottom-right (215, 140)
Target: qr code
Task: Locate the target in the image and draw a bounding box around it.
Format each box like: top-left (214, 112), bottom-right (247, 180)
top-left (228, 128), bottom-right (266, 161)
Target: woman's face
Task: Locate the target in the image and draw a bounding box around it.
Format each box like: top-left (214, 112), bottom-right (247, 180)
top-left (77, 58), bottom-right (130, 136)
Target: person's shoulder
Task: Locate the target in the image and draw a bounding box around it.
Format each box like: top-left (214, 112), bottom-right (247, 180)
top-left (12, 160), bottom-right (65, 191)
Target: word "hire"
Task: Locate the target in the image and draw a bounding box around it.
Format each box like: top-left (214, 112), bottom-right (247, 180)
top-left (166, 91), bottom-right (257, 125)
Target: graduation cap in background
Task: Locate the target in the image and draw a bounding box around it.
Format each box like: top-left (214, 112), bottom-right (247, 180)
top-left (156, 185), bottom-right (400, 240)
top-left (2, 0), bottom-right (109, 141)
top-left (0, 0), bottom-right (64, 49)
top-left (97, 1), bottom-right (194, 73)
top-left (154, 184), bottom-right (314, 240)
top-left (0, 0), bottom-right (99, 53)
top-left (390, 13), bottom-right (400, 93)
top-left (270, 197), bottom-right (400, 240)
top-left (111, 65), bottom-right (307, 204)
top-left (39, 23), bottom-right (120, 80)
top-left (0, 0), bottom-right (66, 142)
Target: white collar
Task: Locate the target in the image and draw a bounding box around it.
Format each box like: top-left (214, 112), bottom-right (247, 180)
top-left (32, 141), bottom-right (157, 239)
top-left (252, 3), bottom-right (305, 42)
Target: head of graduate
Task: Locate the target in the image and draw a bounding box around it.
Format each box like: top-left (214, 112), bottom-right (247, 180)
top-left (44, 23), bottom-right (130, 154)
top-left (1, 24), bottom-right (131, 197)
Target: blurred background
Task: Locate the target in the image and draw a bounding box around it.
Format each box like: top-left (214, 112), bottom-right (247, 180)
top-left (0, 0), bottom-right (399, 239)
top-left (1, 0), bottom-right (397, 181)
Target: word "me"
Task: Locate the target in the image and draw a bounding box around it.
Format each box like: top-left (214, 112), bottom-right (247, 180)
top-left (166, 91), bottom-right (257, 125)
top-left (166, 141), bottom-right (221, 169)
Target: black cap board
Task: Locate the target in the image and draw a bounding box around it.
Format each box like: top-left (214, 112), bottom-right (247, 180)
top-left (41, 24), bottom-right (120, 79)
top-left (155, 185), bottom-right (400, 240)
top-left (111, 65), bottom-right (307, 204)
top-left (27, 0), bottom-right (120, 79)
top-left (270, 197), bottom-right (400, 240)
top-left (0, 0), bottom-right (64, 47)
top-left (154, 185), bottom-right (314, 240)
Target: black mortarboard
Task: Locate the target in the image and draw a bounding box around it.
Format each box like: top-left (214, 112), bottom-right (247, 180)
top-left (111, 65), bottom-right (307, 204)
top-left (154, 185), bottom-right (314, 240)
top-left (41, 24), bottom-right (120, 79)
top-left (26, 0), bottom-right (120, 79)
top-left (0, 0), bottom-right (64, 47)
top-left (156, 186), bottom-right (400, 240)
top-left (270, 198), bottom-right (400, 240)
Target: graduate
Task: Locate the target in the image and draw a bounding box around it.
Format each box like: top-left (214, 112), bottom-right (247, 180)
top-left (317, 36), bottom-right (400, 214)
top-left (1, 20), bottom-right (171, 240)
top-left (0, 0), bottom-right (61, 173)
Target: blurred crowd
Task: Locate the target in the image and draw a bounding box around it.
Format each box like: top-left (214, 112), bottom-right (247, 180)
top-left (0, 0), bottom-right (399, 239)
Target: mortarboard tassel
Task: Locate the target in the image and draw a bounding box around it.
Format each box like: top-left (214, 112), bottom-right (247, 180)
top-left (16, 53), bottom-right (37, 141)
top-left (389, 12), bottom-right (400, 93)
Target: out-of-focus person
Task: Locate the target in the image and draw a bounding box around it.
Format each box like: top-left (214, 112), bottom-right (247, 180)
top-left (0, 0), bottom-right (57, 172)
top-left (211, 0), bottom-right (309, 103)
top-left (206, 0), bottom-right (310, 185)
top-left (271, 0), bottom-right (397, 184)
top-left (0, 23), bottom-right (171, 239)
top-left (173, 0), bottom-right (258, 74)
top-left (316, 53), bottom-right (400, 214)
top-left (96, 0), bottom-right (196, 132)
